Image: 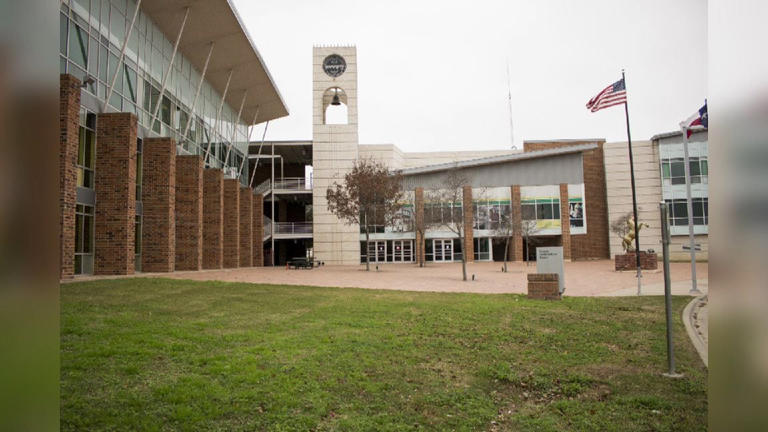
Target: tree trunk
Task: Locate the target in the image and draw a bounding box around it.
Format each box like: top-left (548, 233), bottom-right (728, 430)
top-left (503, 236), bottom-right (509, 273)
top-left (365, 227), bottom-right (370, 271)
top-left (460, 235), bottom-right (467, 281)
top-left (418, 231), bottom-right (424, 268)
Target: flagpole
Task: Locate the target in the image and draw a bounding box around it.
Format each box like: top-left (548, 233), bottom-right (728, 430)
top-left (681, 126), bottom-right (701, 295)
top-left (622, 69), bottom-right (643, 295)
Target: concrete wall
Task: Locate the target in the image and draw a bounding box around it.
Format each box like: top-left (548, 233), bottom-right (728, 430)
top-left (604, 140), bottom-right (663, 257)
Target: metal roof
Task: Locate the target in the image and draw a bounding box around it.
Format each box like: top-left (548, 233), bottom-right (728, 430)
top-left (650, 129), bottom-right (707, 141)
top-left (142, 0), bottom-right (288, 124)
top-left (398, 143), bottom-right (598, 176)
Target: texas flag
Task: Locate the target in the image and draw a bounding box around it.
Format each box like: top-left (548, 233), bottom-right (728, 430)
top-left (680, 102), bottom-right (708, 138)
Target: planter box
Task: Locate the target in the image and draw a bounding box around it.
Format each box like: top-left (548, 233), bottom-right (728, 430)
top-left (615, 251), bottom-right (658, 271)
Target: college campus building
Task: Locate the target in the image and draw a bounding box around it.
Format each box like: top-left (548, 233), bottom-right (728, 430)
top-left (58, 2), bottom-right (707, 277)
top-left (58, 0), bottom-right (286, 278)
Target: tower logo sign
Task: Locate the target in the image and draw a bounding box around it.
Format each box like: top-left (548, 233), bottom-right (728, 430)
top-left (322, 54), bottom-right (346, 77)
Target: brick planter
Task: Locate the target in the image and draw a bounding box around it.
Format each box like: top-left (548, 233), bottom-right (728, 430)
top-left (527, 273), bottom-right (561, 300)
top-left (615, 251), bottom-right (658, 271)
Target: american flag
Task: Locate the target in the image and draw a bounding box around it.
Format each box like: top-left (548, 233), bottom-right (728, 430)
top-left (586, 79), bottom-right (627, 112)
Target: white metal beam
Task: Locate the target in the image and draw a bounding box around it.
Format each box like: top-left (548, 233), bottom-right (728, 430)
top-left (149, 7), bottom-right (190, 135)
top-left (103, 0), bottom-right (142, 112)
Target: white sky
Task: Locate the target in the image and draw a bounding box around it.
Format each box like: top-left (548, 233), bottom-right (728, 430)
top-left (233, 0), bottom-right (707, 152)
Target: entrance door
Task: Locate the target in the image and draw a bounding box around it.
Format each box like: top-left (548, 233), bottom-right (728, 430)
top-left (367, 241), bottom-right (387, 263)
top-left (433, 239), bottom-right (453, 262)
top-left (392, 240), bottom-right (413, 262)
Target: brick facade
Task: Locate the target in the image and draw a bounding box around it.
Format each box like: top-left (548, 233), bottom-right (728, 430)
top-left (222, 178), bottom-right (240, 268)
top-left (59, 74), bottom-right (80, 279)
top-left (203, 169), bottom-right (223, 269)
top-left (462, 185), bottom-right (474, 263)
top-left (239, 186), bottom-right (253, 267)
top-left (253, 193), bottom-right (264, 266)
top-left (527, 273), bottom-right (562, 300)
top-left (524, 141), bottom-right (610, 259)
top-left (141, 138), bottom-right (176, 272)
top-left (559, 183), bottom-right (572, 260)
top-left (615, 251), bottom-right (658, 271)
top-left (414, 187), bottom-right (425, 265)
top-left (94, 113), bottom-right (137, 275)
top-left (175, 155), bottom-right (204, 270)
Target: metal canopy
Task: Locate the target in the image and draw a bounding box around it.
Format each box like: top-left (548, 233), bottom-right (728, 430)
top-left (401, 145), bottom-right (596, 190)
top-left (141, 0), bottom-right (288, 124)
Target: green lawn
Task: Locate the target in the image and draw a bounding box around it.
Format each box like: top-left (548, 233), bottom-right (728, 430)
top-left (61, 279), bottom-right (707, 431)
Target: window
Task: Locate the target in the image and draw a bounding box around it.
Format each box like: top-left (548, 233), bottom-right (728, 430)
top-left (661, 157), bottom-right (708, 185)
top-left (473, 200), bottom-right (511, 230)
top-left (569, 200), bottom-right (584, 228)
top-left (74, 204), bottom-right (94, 275)
top-left (425, 202), bottom-right (462, 226)
top-left (666, 198), bottom-right (708, 226)
top-left (135, 138), bottom-right (142, 201)
top-left (68, 23), bottom-right (88, 69)
top-left (77, 109), bottom-right (96, 189)
top-left (521, 199), bottom-right (559, 221)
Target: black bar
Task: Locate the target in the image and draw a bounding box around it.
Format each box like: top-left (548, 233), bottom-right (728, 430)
top-left (622, 70), bottom-right (642, 273)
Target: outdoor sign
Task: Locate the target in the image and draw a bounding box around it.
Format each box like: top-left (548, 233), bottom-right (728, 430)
top-left (537, 246), bottom-right (565, 293)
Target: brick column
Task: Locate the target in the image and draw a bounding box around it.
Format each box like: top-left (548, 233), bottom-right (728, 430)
top-left (462, 185), bottom-right (474, 263)
top-left (94, 113), bottom-right (137, 275)
top-left (239, 186), bottom-right (253, 267)
top-left (203, 169), bottom-right (223, 269)
top-left (175, 155), bottom-right (203, 270)
top-left (559, 183), bottom-right (572, 260)
top-left (511, 185), bottom-right (523, 261)
top-left (414, 187), bottom-right (425, 265)
top-left (141, 138), bottom-right (176, 272)
top-left (223, 178), bottom-right (240, 268)
top-left (59, 75), bottom-right (80, 279)
top-left (252, 193), bottom-right (264, 266)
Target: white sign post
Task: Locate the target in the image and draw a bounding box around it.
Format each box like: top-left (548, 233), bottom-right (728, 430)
top-left (537, 247), bottom-right (565, 293)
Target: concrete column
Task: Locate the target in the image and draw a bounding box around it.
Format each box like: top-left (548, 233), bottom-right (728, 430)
top-left (94, 113), bottom-right (137, 275)
top-left (203, 169), bottom-right (223, 269)
top-left (414, 187), bottom-right (425, 264)
top-left (141, 138), bottom-right (176, 272)
top-left (239, 186), bottom-right (253, 267)
top-left (559, 183), bottom-right (572, 260)
top-left (252, 193), bottom-right (264, 266)
top-left (511, 185), bottom-right (523, 261)
top-left (463, 185), bottom-right (474, 263)
top-left (59, 75), bottom-right (80, 279)
top-left (175, 155), bottom-right (204, 270)
top-left (222, 178), bottom-right (240, 268)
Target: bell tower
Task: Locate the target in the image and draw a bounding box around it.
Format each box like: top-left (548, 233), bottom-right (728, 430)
top-left (312, 46), bottom-right (360, 265)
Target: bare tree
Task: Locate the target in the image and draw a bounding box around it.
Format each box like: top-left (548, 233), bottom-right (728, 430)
top-left (493, 211), bottom-right (514, 273)
top-left (326, 159), bottom-right (404, 271)
top-left (519, 219), bottom-right (540, 264)
top-left (425, 168), bottom-right (471, 281)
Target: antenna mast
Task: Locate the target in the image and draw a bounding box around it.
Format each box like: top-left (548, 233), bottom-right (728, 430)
top-left (506, 60), bottom-right (516, 149)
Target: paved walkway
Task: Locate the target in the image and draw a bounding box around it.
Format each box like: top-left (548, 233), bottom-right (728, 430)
top-left (69, 260), bottom-right (707, 297)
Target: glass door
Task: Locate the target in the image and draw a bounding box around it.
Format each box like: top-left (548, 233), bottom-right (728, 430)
top-left (392, 240), bottom-right (414, 263)
top-left (367, 241), bottom-right (387, 263)
top-left (433, 239), bottom-right (453, 262)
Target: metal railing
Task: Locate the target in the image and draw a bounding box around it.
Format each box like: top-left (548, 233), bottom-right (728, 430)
top-left (252, 177), bottom-right (312, 195)
top-left (274, 222), bottom-right (313, 235)
top-left (273, 177), bottom-right (311, 191)
top-left (254, 179), bottom-right (271, 195)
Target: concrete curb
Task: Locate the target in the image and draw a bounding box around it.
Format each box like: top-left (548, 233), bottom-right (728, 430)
top-left (683, 295), bottom-right (708, 367)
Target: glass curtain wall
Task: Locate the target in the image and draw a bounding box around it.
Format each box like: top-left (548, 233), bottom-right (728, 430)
top-left (60, 0), bottom-right (250, 184)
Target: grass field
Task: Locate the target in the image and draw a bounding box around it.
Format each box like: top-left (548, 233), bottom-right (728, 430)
top-left (60, 279), bottom-right (707, 431)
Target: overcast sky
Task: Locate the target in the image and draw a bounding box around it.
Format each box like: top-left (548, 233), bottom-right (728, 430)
top-left (233, 0), bottom-right (707, 152)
